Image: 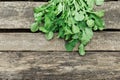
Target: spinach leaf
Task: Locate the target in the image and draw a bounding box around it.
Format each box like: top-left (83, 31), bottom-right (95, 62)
top-left (31, 0), bottom-right (105, 56)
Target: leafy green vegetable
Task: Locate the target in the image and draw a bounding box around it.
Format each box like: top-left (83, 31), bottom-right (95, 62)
top-left (95, 0), bottom-right (104, 5)
top-left (74, 12), bottom-right (85, 21)
top-left (31, 0), bottom-right (105, 55)
top-left (72, 25), bottom-right (80, 34)
top-left (79, 44), bottom-right (85, 56)
top-left (87, 19), bottom-right (95, 27)
top-left (45, 31), bottom-right (54, 40)
top-left (65, 39), bottom-right (78, 51)
top-left (31, 22), bottom-right (39, 32)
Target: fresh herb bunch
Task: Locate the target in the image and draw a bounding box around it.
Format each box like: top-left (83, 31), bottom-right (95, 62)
top-left (31, 0), bottom-right (105, 55)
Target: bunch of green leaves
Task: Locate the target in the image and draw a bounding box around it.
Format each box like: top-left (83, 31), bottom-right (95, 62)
top-left (31, 0), bottom-right (105, 55)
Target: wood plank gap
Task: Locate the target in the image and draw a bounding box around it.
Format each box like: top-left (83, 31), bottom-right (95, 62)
top-left (0, 50), bottom-right (120, 53)
top-left (0, 29), bottom-right (120, 33)
top-left (0, 29), bottom-right (31, 33)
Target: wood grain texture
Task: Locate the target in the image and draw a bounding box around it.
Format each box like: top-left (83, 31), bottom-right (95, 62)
top-left (0, 52), bottom-right (119, 80)
top-left (0, 32), bottom-right (119, 51)
top-left (0, 1), bottom-right (120, 29)
top-left (0, 1), bottom-right (119, 80)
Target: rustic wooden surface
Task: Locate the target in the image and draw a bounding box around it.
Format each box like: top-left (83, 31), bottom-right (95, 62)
top-left (0, 52), bottom-right (119, 80)
top-left (0, 32), bottom-right (119, 51)
top-left (0, 1), bottom-right (120, 29)
top-left (0, 1), bottom-right (119, 80)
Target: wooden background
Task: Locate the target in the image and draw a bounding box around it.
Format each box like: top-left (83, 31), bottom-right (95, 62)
top-left (0, 0), bottom-right (120, 80)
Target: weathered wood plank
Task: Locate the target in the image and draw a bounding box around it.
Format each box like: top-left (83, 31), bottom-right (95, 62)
top-left (0, 1), bottom-right (120, 29)
top-left (0, 52), bottom-right (119, 80)
top-left (95, 1), bottom-right (120, 29)
top-left (0, 32), bottom-right (119, 51)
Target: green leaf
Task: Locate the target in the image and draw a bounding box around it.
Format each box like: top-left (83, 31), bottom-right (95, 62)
top-left (90, 14), bottom-right (105, 30)
top-left (87, 19), bottom-right (95, 27)
top-left (79, 44), bottom-right (85, 56)
top-left (64, 27), bottom-right (73, 35)
top-left (74, 12), bottom-right (84, 21)
top-left (81, 27), bottom-right (93, 45)
top-left (39, 27), bottom-right (48, 33)
top-left (44, 15), bottom-right (51, 28)
top-left (93, 10), bottom-right (105, 17)
top-left (57, 28), bottom-right (64, 38)
top-left (65, 40), bottom-right (78, 51)
top-left (57, 3), bottom-right (63, 15)
top-left (72, 34), bottom-right (79, 39)
top-left (67, 17), bottom-right (74, 26)
top-left (65, 35), bottom-right (71, 40)
top-left (95, 0), bottom-right (104, 6)
top-left (93, 25), bottom-right (98, 30)
top-left (86, 0), bottom-right (95, 10)
top-left (45, 31), bottom-right (54, 40)
top-left (72, 25), bottom-right (80, 34)
top-left (34, 5), bottom-right (44, 13)
top-left (34, 13), bottom-right (43, 22)
top-left (30, 22), bottom-right (39, 32)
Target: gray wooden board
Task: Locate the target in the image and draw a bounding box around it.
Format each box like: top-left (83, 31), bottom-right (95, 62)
top-left (0, 32), bottom-right (119, 51)
top-left (0, 1), bottom-right (119, 80)
top-left (0, 1), bottom-right (120, 29)
top-left (0, 52), bottom-right (119, 80)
